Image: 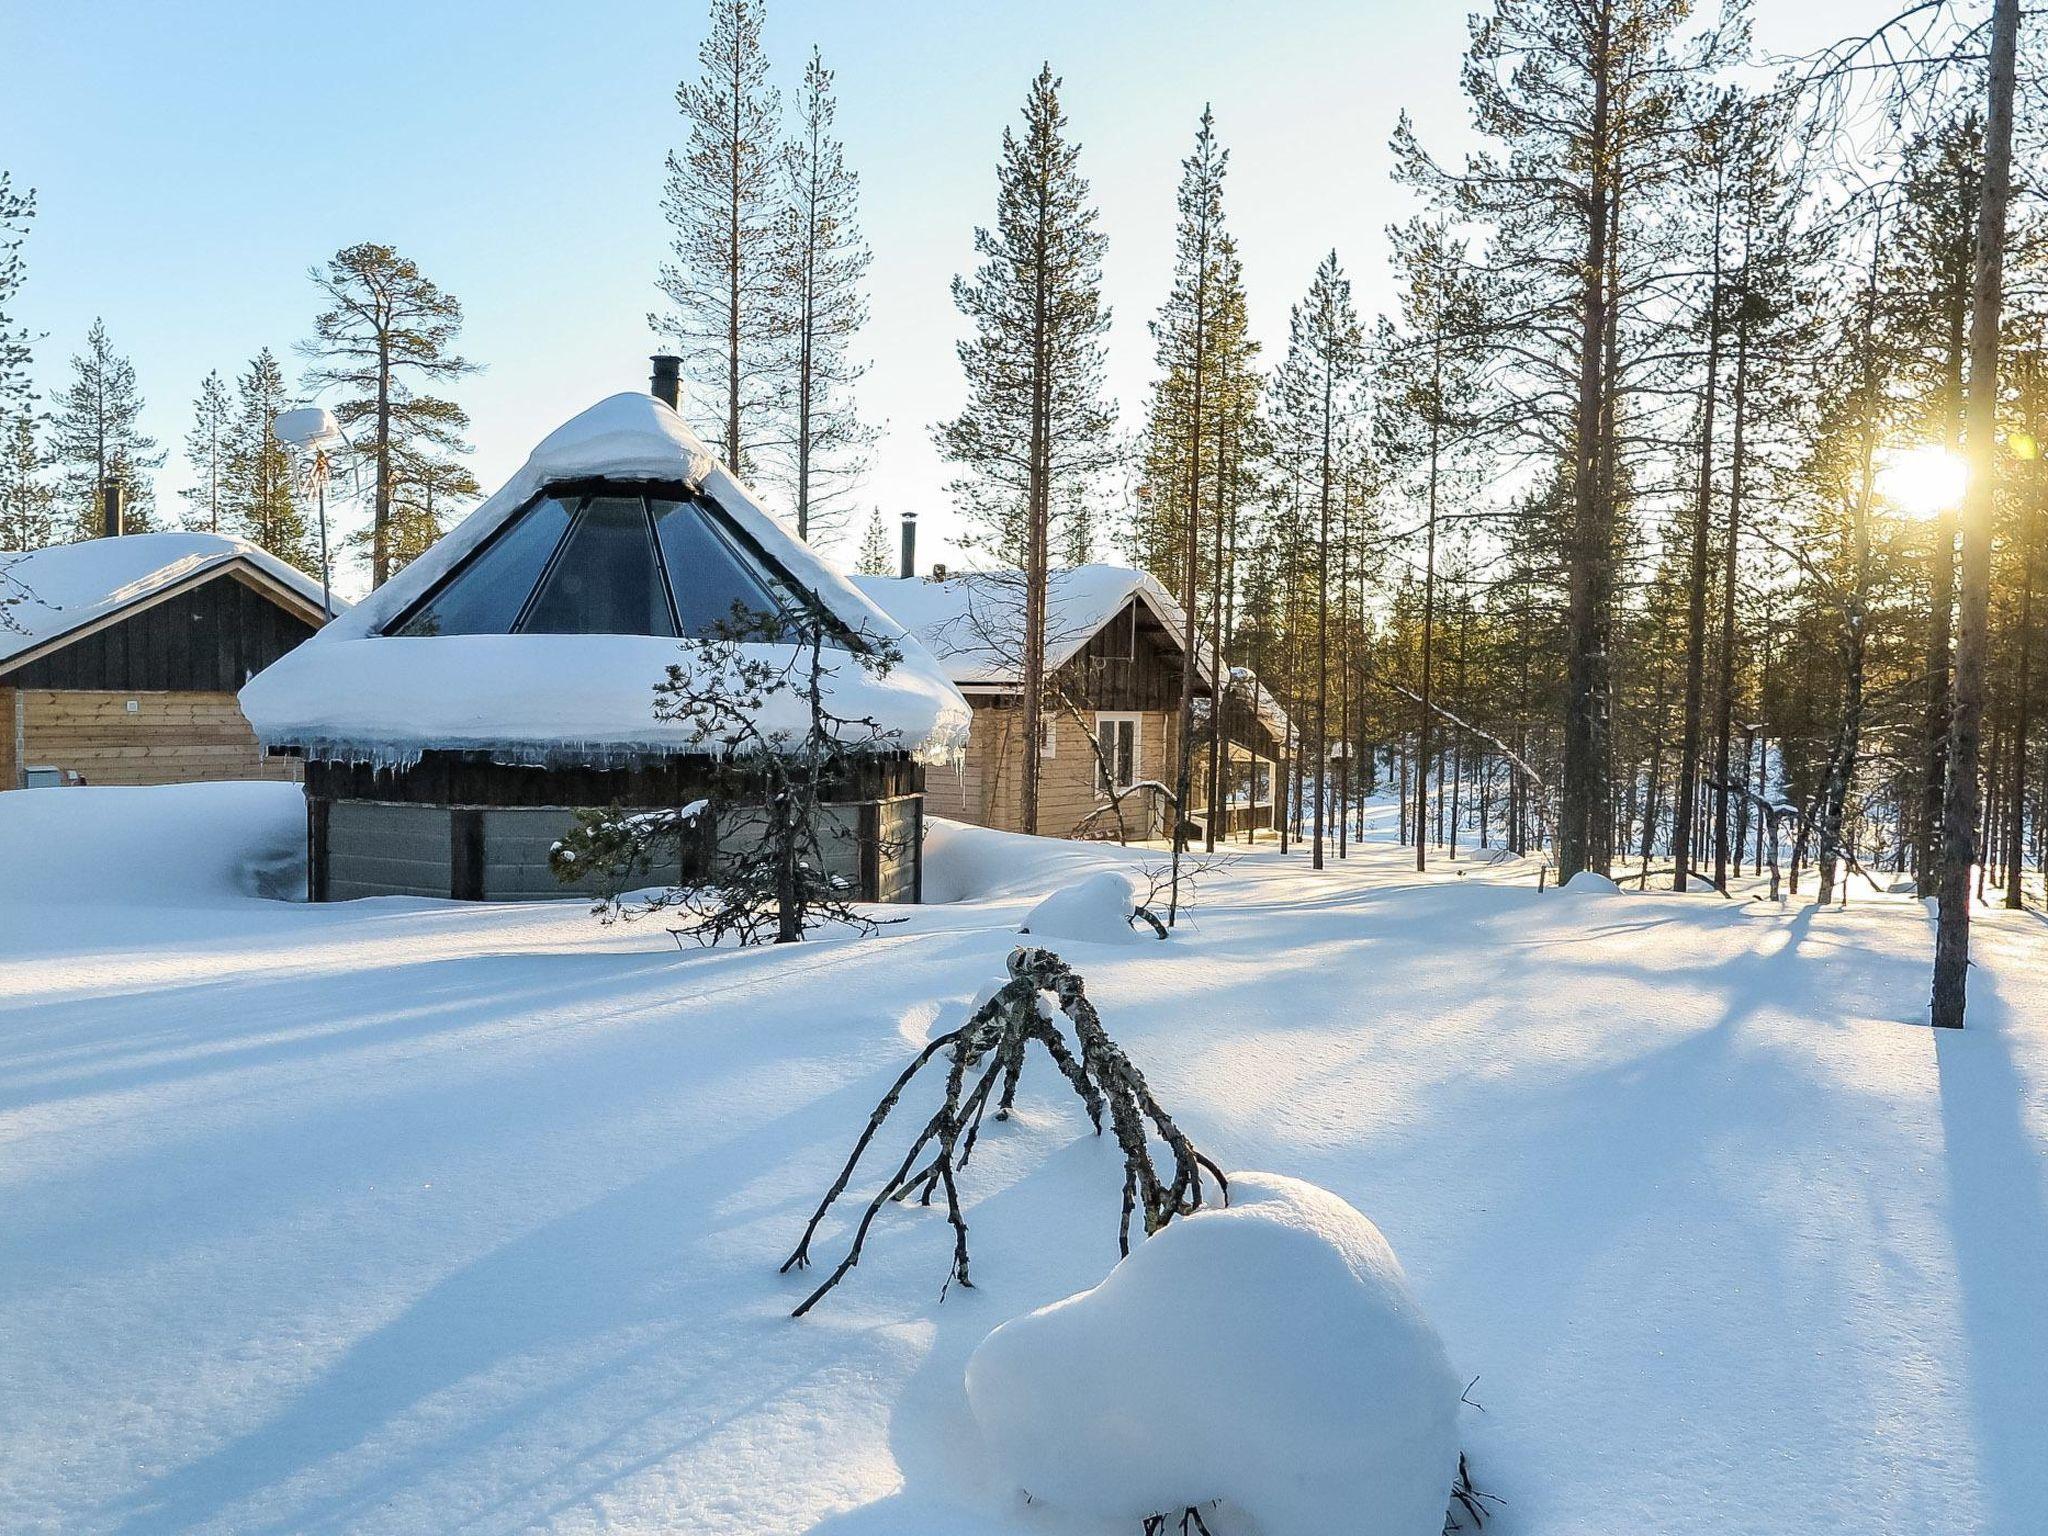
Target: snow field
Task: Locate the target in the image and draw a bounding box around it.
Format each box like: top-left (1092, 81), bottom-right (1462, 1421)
top-left (0, 786), bottom-right (2043, 1534)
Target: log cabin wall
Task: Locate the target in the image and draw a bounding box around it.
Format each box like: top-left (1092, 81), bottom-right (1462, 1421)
top-left (9, 689), bottom-right (300, 787)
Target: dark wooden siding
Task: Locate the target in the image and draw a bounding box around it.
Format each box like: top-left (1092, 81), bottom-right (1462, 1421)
top-left (3, 572), bottom-right (319, 691)
top-left (1057, 599), bottom-right (1201, 712)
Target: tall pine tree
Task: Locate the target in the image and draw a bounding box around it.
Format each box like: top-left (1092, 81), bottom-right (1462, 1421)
top-left (223, 348), bottom-right (311, 568)
top-left (933, 64), bottom-right (1114, 836)
top-left (300, 242), bottom-right (476, 588)
top-left (655, 0), bottom-right (781, 476)
top-left (1270, 253), bottom-right (1363, 870)
top-left (181, 369), bottom-right (231, 534)
top-left (49, 319), bottom-right (164, 537)
top-left (768, 46), bottom-right (872, 542)
top-left (0, 411), bottom-right (56, 550)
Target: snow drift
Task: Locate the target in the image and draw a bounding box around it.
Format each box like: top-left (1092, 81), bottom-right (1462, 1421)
top-left (1018, 870), bottom-right (1157, 944)
top-left (1563, 869), bottom-right (1623, 895)
top-left (965, 1171), bottom-right (1462, 1536)
top-left (0, 780), bottom-right (305, 904)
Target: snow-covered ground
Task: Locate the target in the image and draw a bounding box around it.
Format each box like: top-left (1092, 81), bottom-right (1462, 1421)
top-left (2, 783), bottom-right (2044, 1535)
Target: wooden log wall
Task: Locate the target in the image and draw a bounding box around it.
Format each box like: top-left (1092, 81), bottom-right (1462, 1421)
top-left (7, 689), bottom-right (299, 787)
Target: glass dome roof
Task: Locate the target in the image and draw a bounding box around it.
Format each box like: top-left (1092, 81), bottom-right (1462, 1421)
top-left (387, 483), bottom-right (812, 642)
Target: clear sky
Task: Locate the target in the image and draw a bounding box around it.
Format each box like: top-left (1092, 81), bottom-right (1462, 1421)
top-left (3, 0), bottom-right (1868, 588)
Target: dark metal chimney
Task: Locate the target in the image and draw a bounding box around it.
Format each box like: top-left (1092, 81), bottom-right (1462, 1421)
top-left (899, 512), bottom-right (917, 580)
top-left (649, 355), bottom-right (682, 410)
top-left (100, 476), bottom-right (125, 539)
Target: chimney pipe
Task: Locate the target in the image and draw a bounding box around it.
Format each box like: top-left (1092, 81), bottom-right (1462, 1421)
top-left (100, 476), bottom-right (126, 539)
top-left (649, 355), bottom-right (682, 410)
top-left (899, 511), bottom-right (917, 580)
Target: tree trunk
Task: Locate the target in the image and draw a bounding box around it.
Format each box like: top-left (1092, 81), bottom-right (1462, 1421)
top-left (1933, 0), bottom-right (2020, 1025)
top-left (1559, 8), bottom-right (1616, 880)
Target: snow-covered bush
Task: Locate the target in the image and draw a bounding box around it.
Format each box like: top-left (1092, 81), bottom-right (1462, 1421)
top-left (1019, 870), bottom-right (1162, 943)
top-left (966, 1172), bottom-right (1462, 1536)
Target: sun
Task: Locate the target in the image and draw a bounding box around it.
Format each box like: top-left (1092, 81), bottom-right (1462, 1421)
top-left (1876, 444), bottom-right (1968, 521)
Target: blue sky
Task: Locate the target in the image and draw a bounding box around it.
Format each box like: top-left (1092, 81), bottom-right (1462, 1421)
top-left (4, 0), bottom-right (1863, 583)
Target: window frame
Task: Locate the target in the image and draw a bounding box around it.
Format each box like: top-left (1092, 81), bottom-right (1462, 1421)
top-left (1094, 710), bottom-right (1142, 798)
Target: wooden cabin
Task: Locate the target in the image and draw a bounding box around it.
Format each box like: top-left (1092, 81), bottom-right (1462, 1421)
top-left (0, 532), bottom-right (336, 790)
top-left (854, 564), bottom-right (1291, 842)
top-left (240, 387), bottom-right (968, 903)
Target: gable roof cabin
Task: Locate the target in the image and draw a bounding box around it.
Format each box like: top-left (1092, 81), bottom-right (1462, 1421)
top-left (240, 387), bottom-right (969, 903)
top-left (852, 564), bottom-right (1291, 841)
top-left (0, 532), bottom-right (338, 789)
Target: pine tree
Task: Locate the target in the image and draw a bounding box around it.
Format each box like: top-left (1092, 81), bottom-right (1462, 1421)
top-left (181, 369), bottom-right (231, 534)
top-left (655, 0), bottom-right (781, 476)
top-left (1400, 0), bottom-right (1742, 878)
top-left (0, 174), bottom-right (33, 421)
top-left (384, 443), bottom-right (480, 575)
top-left (49, 318), bottom-right (164, 537)
top-left (223, 348), bottom-right (312, 568)
top-left (0, 410), bottom-right (56, 550)
top-left (1270, 252), bottom-right (1363, 871)
top-left (0, 172), bottom-right (35, 421)
top-left (854, 506), bottom-right (892, 575)
top-left (1375, 216), bottom-right (1487, 873)
top-left (933, 63), bottom-right (1115, 836)
top-left (768, 46), bottom-right (872, 542)
top-left (301, 242), bottom-right (477, 588)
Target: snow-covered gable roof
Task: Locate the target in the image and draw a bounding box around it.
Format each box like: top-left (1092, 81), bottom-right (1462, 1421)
top-left (851, 565), bottom-right (1214, 691)
top-left (0, 532), bottom-right (339, 675)
top-left (240, 393), bottom-right (970, 766)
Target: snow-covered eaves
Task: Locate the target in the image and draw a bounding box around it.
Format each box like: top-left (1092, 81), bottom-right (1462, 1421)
top-left (241, 394), bottom-right (970, 765)
top-left (240, 635), bottom-right (971, 769)
top-left (0, 532), bottom-right (341, 677)
top-left (851, 565), bottom-right (1215, 692)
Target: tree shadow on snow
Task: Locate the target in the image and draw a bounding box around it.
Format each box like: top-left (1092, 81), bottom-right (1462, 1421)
top-left (1931, 961), bottom-right (2048, 1533)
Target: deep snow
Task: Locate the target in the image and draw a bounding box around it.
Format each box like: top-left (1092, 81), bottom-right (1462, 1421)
top-left (967, 1171), bottom-right (1460, 1536)
top-left (1, 785), bottom-right (2044, 1535)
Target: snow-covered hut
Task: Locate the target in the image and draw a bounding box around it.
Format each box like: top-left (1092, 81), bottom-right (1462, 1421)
top-left (1, 531), bottom-right (338, 789)
top-left (240, 384), bottom-right (968, 903)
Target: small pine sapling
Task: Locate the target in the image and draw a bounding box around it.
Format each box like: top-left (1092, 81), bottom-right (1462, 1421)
top-left (550, 602), bottom-right (909, 946)
top-left (783, 945), bottom-right (1226, 1316)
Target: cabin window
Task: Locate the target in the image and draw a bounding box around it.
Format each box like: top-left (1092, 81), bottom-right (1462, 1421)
top-left (521, 496), bottom-right (676, 636)
top-left (1095, 712), bottom-right (1140, 796)
top-left (394, 495), bottom-right (574, 637)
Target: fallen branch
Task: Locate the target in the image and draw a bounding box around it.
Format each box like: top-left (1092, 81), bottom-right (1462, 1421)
top-left (783, 946), bottom-right (1225, 1316)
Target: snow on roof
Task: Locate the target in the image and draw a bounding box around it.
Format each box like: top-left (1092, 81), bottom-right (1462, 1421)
top-left (851, 565), bottom-right (1213, 690)
top-left (1227, 666), bottom-right (1294, 742)
top-left (0, 532), bottom-right (340, 673)
top-left (241, 393), bottom-right (969, 766)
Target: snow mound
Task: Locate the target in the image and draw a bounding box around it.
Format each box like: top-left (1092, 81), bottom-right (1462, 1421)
top-left (920, 817), bottom-right (1145, 904)
top-left (0, 781), bottom-right (307, 905)
top-left (965, 1171), bottom-right (1461, 1536)
top-left (1563, 870), bottom-right (1622, 895)
top-left (1018, 870), bottom-right (1156, 944)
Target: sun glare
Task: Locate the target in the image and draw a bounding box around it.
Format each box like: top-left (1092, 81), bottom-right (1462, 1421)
top-left (1876, 445), bottom-right (1968, 520)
